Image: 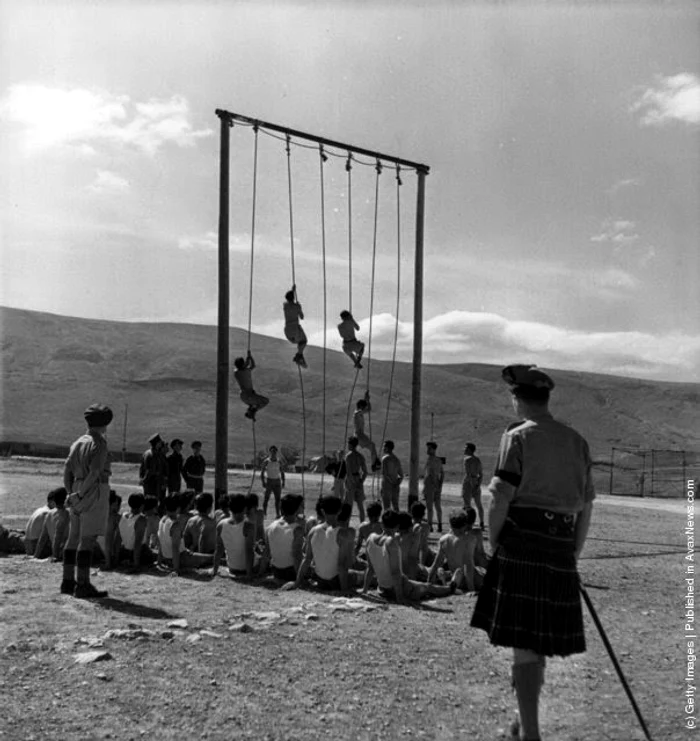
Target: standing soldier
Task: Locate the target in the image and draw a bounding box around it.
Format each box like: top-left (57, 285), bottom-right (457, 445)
top-left (139, 434), bottom-right (167, 506)
top-left (260, 445), bottom-right (285, 518)
top-left (470, 365), bottom-right (595, 741)
top-left (462, 442), bottom-right (484, 528)
top-left (183, 440), bottom-right (206, 493)
top-left (422, 441), bottom-right (444, 533)
top-left (166, 438), bottom-right (185, 495)
top-left (344, 436), bottom-right (368, 523)
top-left (379, 440), bottom-right (404, 511)
top-left (61, 404), bottom-right (113, 598)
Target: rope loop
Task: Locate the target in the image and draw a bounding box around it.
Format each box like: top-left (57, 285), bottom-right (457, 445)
top-left (375, 159), bottom-right (383, 175)
top-left (396, 164), bottom-right (402, 186)
top-left (319, 143), bottom-right (328, 163)
top-left (285, 132), bottom-right (291, 156)
top-left (345, 152), bottom-right (353, 172)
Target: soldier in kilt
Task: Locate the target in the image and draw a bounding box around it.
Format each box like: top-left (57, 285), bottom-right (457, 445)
top-left (470, 365), bottom-right (595, 741)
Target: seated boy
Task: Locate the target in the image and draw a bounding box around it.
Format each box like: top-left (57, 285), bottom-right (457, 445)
top-left (411, 501), bottom-right (436, 568)
top-left (397, 510), bottom-right (428, 581)
top-left (427, 508), bottom-right (479, 592)
top-left (260, 493), bottom-right (305, 582)
top-left (24, 489), bottom-right (57, 556)
top-left (337, 310), bottom-right (364, 369)
top-left (214, 494), bottom-right (230, 523)
top-left (98, 491), bottom-right (122, 570)
top-left (158, 495), bottom-right (213, 575)
top-left (36, 487), bottom-right (70, 561)
top-left (305, 496), bottom-right (326, 536)
top-left (212, 494), bottom-right (256, 578)
top-left (233, 351), bottom-right (269, 420)
top-left (363, 510), bottom-right (455, 604)
top-left (183, 492), bottom-right (217, 554)
top-left (143, 496), bottom-right (160, 551)
top-left (283, 495), bottom-right (357, 592)
top-left (117, 492), bottom-right (155, 569)
top-left (244, 492), bottom-right (265, 547)
top-left (355, 501), bottom-right (383, 560)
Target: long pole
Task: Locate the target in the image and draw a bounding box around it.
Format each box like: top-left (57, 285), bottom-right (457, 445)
top-left (215, 112), bottom-right (232, 500)
top-left (408, 168), bottom-right (427, 503)
top-left (122, 404), bottom-right (128, 462)
top-left (580, 585), bottom-right (653, 740)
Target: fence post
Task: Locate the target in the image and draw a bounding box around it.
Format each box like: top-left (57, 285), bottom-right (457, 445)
top-left (609, 447), bottom-right (616, 496)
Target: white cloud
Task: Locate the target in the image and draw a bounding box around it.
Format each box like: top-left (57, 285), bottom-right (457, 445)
top-left (606, 178), bottom-right (641, 195)
top-left (631, 73), bottom-right (700, 126)
top-left (307, 310), bottom-right (700, 382)
top-left (0, 84), bottom-right (213, 155)
top-left (591, 218), bottom-right (640, 247)
top-left (88, 169), bottom-right (130, 193)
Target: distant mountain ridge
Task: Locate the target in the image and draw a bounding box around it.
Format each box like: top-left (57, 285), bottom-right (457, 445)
top-left (1, 306), bottom-right (698, 476)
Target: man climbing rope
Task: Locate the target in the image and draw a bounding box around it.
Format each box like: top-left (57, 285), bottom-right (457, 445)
top-left (283, 285), bottom-right (307, 368)
top-left (337, 310), bottom-right (364, 369)
top-left (233, 351), bottom-right (269, 421)
top-left (353, 390), bottom-right (380, 471)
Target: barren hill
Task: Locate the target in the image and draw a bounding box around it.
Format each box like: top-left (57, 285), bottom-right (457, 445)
top-left (1, 306), bottom-right (698, 476)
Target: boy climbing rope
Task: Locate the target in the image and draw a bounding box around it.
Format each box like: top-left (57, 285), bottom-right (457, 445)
top-left (283, 285), bottom-right (307, 368)
top-left (337, 310), bottom-right (364, 369)
top-left (353, 390), bottom-right (380, 471)
top-left (233, 351), bottom-right (269, 421)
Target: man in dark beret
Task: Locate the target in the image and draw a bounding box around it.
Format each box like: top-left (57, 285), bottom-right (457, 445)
top-left (139, 433), bottom-right (167, 506)
top-left (166, 439), bottom-right (185, 495)
top-left (471, 365), bottom-right (595, 741)
top-left (61, 404), bottom-right (114, 598)
top-left (183, 440), bottom-right (206, 493)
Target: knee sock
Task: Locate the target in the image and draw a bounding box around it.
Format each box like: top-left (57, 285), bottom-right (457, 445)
top-left (62, 549), bottom-right (77, 584)
top-left (76, 550), bottom-right (92, 586)
top-left (513, 659), bottom-right (545, 741)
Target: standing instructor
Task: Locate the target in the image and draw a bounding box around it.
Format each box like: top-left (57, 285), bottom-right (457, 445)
top-left (61, 404), bottom-right (114, 599)
top-left (470, 365), bottom-right (595, 741)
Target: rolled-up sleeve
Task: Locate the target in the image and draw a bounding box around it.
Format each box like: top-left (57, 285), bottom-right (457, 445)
top-left (489, 432), bottom-right (522, 505)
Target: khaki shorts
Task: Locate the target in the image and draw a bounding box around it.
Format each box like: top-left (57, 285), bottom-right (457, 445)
top-left (344, 479), bottom-right (365, 503)
top-left (70, 483), bottom-right (109, 539)
top-left (423, 481), bottom-right (442, 506)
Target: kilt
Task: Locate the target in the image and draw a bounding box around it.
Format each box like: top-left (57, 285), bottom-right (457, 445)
top-left (470, 507), bottom-right (585, 657)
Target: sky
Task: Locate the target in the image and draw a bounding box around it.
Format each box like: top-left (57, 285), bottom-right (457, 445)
top-left (1, 1), bottom-right (699, 382)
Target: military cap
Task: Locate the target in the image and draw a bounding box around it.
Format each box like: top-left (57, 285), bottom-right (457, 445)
top-left (84, 404), bottom-right (113, 428)
top-left (148, 433), bottom-right (162, 446)
top-left (501, 365), bottom-right (555, 390)
top-left (170, 438), bottom-right (184, 448)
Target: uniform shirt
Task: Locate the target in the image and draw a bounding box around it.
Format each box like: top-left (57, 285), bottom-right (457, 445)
top-left (64, 431), bottom-right (110, 496)
top-left (166, 452), bottom-right (183, 489)
top-left (119, 512), bottom-right (143, 551)
top-left (183, 454), bottom-right (206, 479)
top-left (489, 412), bottom-right (596, 514)
top-left (283, 302), bottom-right (303, 325)
top-left (463, 455), bottom-right (483, 482)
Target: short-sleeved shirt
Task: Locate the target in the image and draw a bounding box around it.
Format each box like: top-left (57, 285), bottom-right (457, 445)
top-left (490, 412), bottom-right (595, 514)
top-left (65, 431), bottom-right (110, 497)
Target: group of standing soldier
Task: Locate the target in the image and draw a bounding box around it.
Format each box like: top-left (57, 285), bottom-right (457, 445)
top-left (138, 435), bottom-right (206, 504)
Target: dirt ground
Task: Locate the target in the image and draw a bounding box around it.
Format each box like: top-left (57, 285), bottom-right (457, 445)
top-left (0, 458), bottom-right (693, 740)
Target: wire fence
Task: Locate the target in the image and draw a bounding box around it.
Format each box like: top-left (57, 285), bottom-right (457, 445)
top-left (608, 447), bottom-right (700, 498)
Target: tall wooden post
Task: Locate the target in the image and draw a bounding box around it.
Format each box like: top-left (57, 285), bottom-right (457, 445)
top-left (215, 112), bottom-right (232, 499)
top-left (408, 168), bottom-right (427, 503)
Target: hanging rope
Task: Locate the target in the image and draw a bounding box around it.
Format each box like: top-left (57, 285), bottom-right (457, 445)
top-left (380, 165), bottom-right (403, 449)
top-left (246, 125), bottom-right (259, 354)
top-left (346, 153), bottom-right (353, 314)
top-left (247, 418), bottom-right (258, 494)
top-left (285, 133), bottom-right (305, 497)
top-left (286, 133), bottom-right (296, 287)
top-left (319, 144), bottom-right (328, 493)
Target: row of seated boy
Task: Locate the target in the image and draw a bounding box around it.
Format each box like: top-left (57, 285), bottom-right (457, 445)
top-left (25, 486), bottom-right (487, 603)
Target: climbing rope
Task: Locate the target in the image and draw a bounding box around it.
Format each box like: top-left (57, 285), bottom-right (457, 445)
top-left (285, 134), bottom-right (305, 496)
top-left (319, 144), bottom-right (329, 493)
top-left (346, 153), bottom-right (353, 314)
top-left (380, 165), bottom-right (403, 449)
top-left (246, 124), bottom-right (259, 354)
